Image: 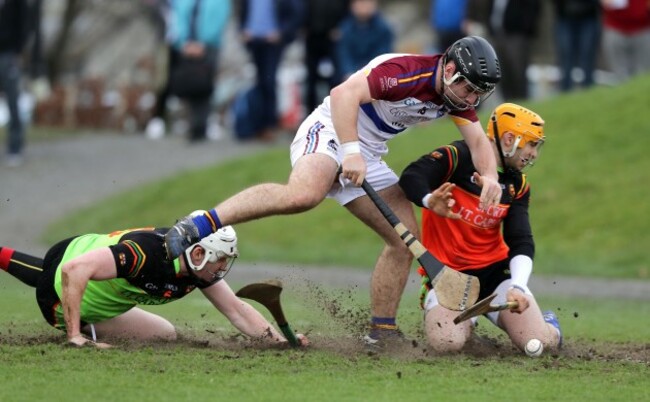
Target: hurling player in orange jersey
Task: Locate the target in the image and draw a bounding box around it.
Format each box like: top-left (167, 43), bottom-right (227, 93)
top-left (399, 103), bottom-right (562, 354)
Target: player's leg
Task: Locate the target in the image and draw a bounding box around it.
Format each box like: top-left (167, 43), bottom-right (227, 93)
top-left (214, 153), bottom-right (338, 226)
top-left (86, 307), bottom-right (177, 342)
top-left (0, 247), bottom-right (44, 287)
top-left (164, 117), bottom-right (342, 258)
top-left (489, 281), bottom-right (562, 351)
top-left (343, 164), bottom-right (417, 343)
top-left (423, 290), bottom-right (473, 353)
top-left (212, 114), bottom-right (342, 226)
top-left (349, 184), bottom-right (415, 317)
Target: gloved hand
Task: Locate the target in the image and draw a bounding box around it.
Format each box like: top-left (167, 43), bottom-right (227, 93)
top-left (164, 215), bottom-right (200, 259)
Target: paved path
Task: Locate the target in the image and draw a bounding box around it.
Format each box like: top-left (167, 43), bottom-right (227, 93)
top-left (2, 132), bottom-right (648, 300)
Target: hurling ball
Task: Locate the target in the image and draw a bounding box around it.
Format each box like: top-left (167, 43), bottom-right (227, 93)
top-left (525, 338), bottom-right (543, 357)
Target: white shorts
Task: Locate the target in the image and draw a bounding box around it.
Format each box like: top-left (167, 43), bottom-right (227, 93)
top-left (290, 112), bottom-right (398, 206)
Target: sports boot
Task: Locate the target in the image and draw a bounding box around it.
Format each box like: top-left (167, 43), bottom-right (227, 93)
top-left (363, 324), bottom-right (410, 350)
top-left (164, 215), bottom-right (200, 259)
top-left (543, 310), bottom-right (563, 348)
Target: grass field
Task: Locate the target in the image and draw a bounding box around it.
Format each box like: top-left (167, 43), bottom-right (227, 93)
top-left (3, 76), bottom-right (650, 401)
top-left (0, 273), bottom-right (648, 402)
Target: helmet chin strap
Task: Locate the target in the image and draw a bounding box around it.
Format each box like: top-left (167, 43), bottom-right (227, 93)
top-left (491, 115), bottom-right (517, 175)
top-left (492, 116), bottom-right (507, 165)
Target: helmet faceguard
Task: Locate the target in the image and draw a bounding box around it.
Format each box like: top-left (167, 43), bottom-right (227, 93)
top-left (487, 103), bottom-right (545, 169)
top-left (183, 212), bottom-right (239, 285)
top-left (441, 36), bottom-right (501, 111)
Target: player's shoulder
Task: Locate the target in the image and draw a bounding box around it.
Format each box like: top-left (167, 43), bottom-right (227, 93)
top-left (365, 53), bottom-right (440, 71)
top-left (117, 228), bottom-right (167, 250)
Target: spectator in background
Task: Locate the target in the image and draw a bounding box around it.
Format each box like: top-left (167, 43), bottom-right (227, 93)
top-left (552, 0), bottom-right (602, 92)
top-left (336, 0), bottom-right (394, 81)
top-left (144, 0), bottom-right (173, 140)
top-left (169, 0), bottom-right (231, 143)
top-left (0, 0), bottom-right (29, 167)
top-left (239, 0), bottom-right (304, 141)
top-left (430, 0), bottom-right (468, 53)
top-left (303, 0), bottom-right (349, 112)
top-left (601, 0), bottom-right (650, 83)
top-left (467, 0), bottom-right (541, 101)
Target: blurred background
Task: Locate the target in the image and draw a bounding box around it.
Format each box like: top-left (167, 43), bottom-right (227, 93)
top-left (3, 0), bottom-right (641, 150)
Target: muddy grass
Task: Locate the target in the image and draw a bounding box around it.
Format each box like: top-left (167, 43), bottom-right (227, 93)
top-left (2, 276), bottom-right (646, 365)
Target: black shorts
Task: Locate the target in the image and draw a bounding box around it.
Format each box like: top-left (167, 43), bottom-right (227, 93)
top-left (462, 259), bottom-right (511, 301)
top-left (35, 236), bottom-right (78, 329)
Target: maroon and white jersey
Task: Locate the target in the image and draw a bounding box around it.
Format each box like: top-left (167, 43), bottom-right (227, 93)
top-left (318, 54), bottom-right (479, 157)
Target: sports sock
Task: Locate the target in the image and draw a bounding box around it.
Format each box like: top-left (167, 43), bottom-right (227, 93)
top-left (192, 209), bottom-right (222, 238)
top-left (0, 247), bottom-right (44, 287)
top-left (371, 316), bottom-right (397, 329)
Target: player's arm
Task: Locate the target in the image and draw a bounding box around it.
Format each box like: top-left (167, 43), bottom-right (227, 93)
top-left (503, 190), bottom-right (535, 313)
top-left (400, 150), bottom-right (451, 207)
top-left (456, 120), bottom-right (502, 209)
top-left (201, 281), bottom-right (307, 346)
top-left (399, 148), bottom-right (461, 219)
top-left (60, 248), bottom-right (117, 347)
top-left (330, 71), bottom-right (373, 186)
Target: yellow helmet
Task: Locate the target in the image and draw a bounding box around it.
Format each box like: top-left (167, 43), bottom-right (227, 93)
top-left (486, 103), bottom-right (545, 157)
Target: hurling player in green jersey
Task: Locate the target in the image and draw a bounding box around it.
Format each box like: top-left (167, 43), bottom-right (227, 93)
top-left (0, 213), bottom-right (308, 349)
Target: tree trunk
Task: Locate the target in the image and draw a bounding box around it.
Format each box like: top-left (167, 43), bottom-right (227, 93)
top-left (47, 0), bottom-right (81, 84)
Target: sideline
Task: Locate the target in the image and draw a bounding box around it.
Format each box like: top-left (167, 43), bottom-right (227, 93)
top-left (228, 262), bottom-right (650, 301)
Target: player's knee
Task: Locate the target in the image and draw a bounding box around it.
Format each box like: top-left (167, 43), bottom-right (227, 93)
top-left (427, 331), bottom-right (466, 353)
top-left (287, 192), bottom-right (323, 212)
top-left (139, 318), bottom-right (177, 341)
top-left (154, 321), bottom-right (178, 341)
top-left (387, 242), bottom-right (413, 263)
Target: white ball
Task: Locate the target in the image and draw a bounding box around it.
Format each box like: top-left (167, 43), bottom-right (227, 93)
top-left (525, 338), bottom-right (544, 357)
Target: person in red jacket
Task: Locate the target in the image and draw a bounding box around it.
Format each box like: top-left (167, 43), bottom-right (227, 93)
top-left (399, 103), bottom-right (562, 354)
top-left (601, 0), bottom-right (650, 82)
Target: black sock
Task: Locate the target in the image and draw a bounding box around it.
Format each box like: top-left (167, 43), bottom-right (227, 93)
top-left (0, 247), bottom-right (44, 287)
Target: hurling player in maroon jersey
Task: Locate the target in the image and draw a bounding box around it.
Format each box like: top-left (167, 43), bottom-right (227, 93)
top-left (165, 36), bottom-right (502, 348)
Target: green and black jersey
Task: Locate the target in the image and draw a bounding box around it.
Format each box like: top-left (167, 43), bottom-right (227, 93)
top-left (37, 228), bottom-right (210, 330)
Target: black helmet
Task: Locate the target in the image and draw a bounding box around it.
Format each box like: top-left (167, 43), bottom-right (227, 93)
top-left (443, 36), bottom-right (501, 93)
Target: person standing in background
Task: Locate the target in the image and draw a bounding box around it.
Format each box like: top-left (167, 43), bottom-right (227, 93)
top-left (143, 0), bottom-right (173, 140)
top-left (601, 0), bottom-right (650, 83)
top-left (0, 0), bottom-right (29, 167)
top-left (429, 0), bottom-right (468, 52)
top-left (169, 0), bottom-right (231, 142)
top-left (467, 0), bottom-right (541, 101)
top-left (335, 0), bottom-right (394, 81)
top-left (303, 0), bottom-right (349, 112)
top-left (552, 0), bottom-right (602, 92)
top-left (239, 0), bottom-right (304, 141)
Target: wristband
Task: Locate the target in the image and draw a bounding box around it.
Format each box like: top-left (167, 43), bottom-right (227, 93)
top-left (341, 141), bottom-right (361, 156)
top-left (509, 284), bottom-right (527, 294)
top-left (422, 194), bottom-right (432, 209)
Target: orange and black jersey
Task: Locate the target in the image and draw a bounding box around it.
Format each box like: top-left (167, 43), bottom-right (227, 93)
top-left (399, 140), bottom-right (534, 271)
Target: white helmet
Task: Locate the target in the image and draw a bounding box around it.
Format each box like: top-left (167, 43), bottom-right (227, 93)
top-left (184, 211), bottom-right (239, 280)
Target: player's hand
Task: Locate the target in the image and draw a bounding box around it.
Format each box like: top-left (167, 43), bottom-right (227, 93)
top-left (67, 334), bottom-right (112, 349)
top-left (182, 41), bottom-right (205, 57)
top-left (296, 333), bottom-right (310, 347)
top-left (473, 172), bottom-right (502, 210)
top-left (164, 215), bottom-right (200, 259)
top-left (341, 153), bottom-right (366, 186)
top-left (427, 182), bottom-right (461, 219)
top-left (506, 287), bottom-right (529, 314)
